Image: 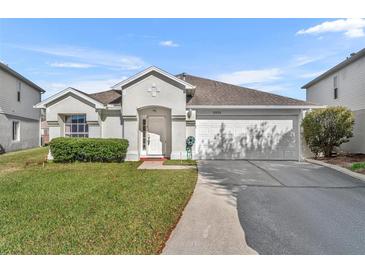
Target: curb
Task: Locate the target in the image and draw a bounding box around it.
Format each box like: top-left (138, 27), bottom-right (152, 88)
top-left (306, 158), bottom-right (365, 182)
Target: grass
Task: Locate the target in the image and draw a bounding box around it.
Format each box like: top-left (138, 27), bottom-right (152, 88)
top-left (350, 162), bottom-right (365, 171)
top-left (163, 159), bottom-right (197, 166)
top-left (0, 148), bottom-right (197, 254)
top-left (0, 147), bottom-right (48, 175)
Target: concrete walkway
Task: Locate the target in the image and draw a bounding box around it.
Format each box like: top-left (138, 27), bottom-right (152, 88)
top-left (162, 162), bottom-right (257, 255)
top-left (138, 161), bottom-right (196, 170)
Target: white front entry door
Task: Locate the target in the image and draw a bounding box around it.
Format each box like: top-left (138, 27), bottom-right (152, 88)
top-left (147, 116), bottom-right (165, 155)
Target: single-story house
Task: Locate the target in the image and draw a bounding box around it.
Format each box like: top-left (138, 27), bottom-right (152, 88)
top-left (35, 66), bottom-right (318, 161)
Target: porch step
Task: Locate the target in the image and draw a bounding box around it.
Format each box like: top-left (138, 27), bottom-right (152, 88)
top-left (140, 157), bottom-right (169, 161)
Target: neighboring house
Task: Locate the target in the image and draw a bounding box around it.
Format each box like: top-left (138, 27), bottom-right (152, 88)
top-left (35, 66), bottom-right (317, 161)
top-left (303, 48), bottom-right (365, 154)
top-left (0, 62), bottom-right (45, 152)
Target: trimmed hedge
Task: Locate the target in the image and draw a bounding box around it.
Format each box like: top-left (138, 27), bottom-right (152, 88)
top-left (49, 137), bottom-right (129, 163)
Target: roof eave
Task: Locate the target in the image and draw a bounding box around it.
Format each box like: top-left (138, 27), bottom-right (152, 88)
top-left (111, 66), bottom-right (196, 90)
top-left (301, 47), bottom-right (365, 89)
top-left (0, 62), bottom-right (46, 94)
top-left (34, 87), bottom-right (106, 109)
top-left (187, 105), bottom-right (324, 109)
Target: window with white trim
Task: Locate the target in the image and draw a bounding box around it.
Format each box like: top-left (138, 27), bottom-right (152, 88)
top-left (64, 114), bottom-right (89, 137)
top-left (333, 76), bottom-right (338, 99)
top-left (12, 121), bottom-right (20, 141)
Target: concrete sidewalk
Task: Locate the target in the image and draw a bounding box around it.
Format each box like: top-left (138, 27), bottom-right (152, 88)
top-left (162, 163), bottom-right (257, 255)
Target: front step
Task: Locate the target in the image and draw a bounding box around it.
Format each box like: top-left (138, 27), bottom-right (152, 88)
top-left (140, 156), bottom-right (169, 161)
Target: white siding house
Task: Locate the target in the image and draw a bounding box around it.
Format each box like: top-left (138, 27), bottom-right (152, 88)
top-left (0, 62), bottom-right (45, 152)
top-left (303, 48), bottom-right (365, 153)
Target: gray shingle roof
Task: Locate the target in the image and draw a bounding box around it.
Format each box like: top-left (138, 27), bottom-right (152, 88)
top-left (87, 90), bottom-right (122, 104)
top-left (80, 73), bottom-right (313, 107)
top-left (178, 74), bottom-right (313, 106)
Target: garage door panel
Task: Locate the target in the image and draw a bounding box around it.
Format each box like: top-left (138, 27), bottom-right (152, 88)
top-left (195, 117), bottom-right (298, 160)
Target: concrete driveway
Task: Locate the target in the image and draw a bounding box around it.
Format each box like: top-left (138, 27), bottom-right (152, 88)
top-left (163, 163), bottom-right (256, 255)
top-left (199, 160), bottom-right (365, 255)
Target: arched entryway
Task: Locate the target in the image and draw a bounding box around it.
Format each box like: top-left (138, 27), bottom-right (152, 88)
top-left (137, 106), bottom-right (172, 158)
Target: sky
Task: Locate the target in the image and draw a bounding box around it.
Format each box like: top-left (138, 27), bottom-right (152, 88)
top-left (1, 18), bottom-right (365, 100)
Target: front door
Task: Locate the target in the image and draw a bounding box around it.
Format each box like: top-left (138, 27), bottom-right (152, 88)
top-left (147, 116), bottom-right (165, 155)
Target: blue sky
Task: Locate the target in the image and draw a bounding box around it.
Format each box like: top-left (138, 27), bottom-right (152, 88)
top-left (1, 18), bottom-right (365, 100)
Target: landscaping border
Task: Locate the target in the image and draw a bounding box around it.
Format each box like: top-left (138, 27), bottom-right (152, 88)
top-left (306, 158), bottom-right (365, 183)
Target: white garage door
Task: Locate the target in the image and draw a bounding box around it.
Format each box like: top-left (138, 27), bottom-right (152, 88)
top-left (195, 116), bottom-right (299, 160)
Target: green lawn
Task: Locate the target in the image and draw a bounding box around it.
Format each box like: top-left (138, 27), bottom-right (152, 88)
top-left (0, 148), bottom-right (197, 254)
top-left (163, 159), bottom-right (197, 166)
top-left (0, 147), bottom-right (48, 175)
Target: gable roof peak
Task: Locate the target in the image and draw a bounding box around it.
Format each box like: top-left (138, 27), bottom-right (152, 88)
top-left (34, 86), bottom-right (106, 109)
top-left (111, 66), bottom-right (195, 90)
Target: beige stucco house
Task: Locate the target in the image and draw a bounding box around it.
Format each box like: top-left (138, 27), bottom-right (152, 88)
top-left (303, 48), bottom-right (365, 154)
top-left (0, 62), bottom-right (45, 152)
top-left (35, 66), bottom-right (317, 161)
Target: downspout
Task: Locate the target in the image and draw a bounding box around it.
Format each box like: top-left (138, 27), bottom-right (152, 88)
top-left (99, 109), bottom-right (103, 138)
top-left (298, 109), bottom-right (303, 162)
top-left (39, 115), bottom-right (42, 147)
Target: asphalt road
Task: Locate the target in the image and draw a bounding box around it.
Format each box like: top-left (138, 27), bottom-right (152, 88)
top-left (199, 160), bottom-right (365, 254)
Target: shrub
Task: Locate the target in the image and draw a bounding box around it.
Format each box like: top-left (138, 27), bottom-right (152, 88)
top-left (49, 137), bottom-right (129, 163)
top-left (301, 106), bottom-right (354, 158)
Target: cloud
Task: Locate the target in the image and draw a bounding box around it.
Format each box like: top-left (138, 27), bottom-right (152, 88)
top-left (159, 40), bottom-right (179, 47)
top-left (297, 18), bottom-right (365, 38)
top-left (292, 55), bottom-right (324, 67)
top-left (345, 28), bottom-right (365, 38)
top-left (41, 76), bottom-right (128, 97)
top-left (49, 62), bottom-right (94, 68)
top-left (217, 68), bottom-right (283, 85)
top-left (16, 45), bottom-right (145, 70)
top-left (299, 71), bottom-right (325, 78)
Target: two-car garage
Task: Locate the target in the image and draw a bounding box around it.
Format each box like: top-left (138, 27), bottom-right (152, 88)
top-left (183, 74), bottom-right (314, 161)
top-left (194, 111), bottom-right (300, 160)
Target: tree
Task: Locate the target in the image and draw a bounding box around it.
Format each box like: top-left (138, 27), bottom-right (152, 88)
top-left (301, 106), bottom-right (354, 158)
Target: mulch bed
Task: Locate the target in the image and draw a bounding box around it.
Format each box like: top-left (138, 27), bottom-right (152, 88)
top-left (317, 153), bottom-right (365, 175)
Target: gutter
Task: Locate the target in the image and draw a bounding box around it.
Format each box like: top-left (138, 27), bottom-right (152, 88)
top-left (301, 47), bottom-right (365, 89)
top-left (187, 105), bottom-right (325, 109)
top-left (0, 62), bottom-right (46, 94)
